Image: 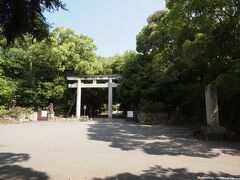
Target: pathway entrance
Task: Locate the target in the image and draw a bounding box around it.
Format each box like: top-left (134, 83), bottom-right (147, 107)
top-left (67, 74), bottom-right (122, 118)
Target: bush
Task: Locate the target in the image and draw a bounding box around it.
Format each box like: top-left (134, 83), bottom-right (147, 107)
top-left (0, 106), bottom-right (7, 117)
top-left (139, 100), bottom-right (165, 113)
top-left (1, 107), bottom-right (33, 120)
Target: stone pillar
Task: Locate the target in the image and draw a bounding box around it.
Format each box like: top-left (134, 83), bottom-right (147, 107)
top-left (76, 80), bottom-right (81, 118)
top-left (205, 84), bottom-right (219, 128)
top-left (108, 78), bottom-right (113, 118)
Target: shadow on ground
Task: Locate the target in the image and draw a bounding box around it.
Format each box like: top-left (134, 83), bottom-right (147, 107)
top-left (93, 165), bottom-right (240, 180)
top-left (0, 152), bottom-right (49, 180)
top-left (88, 119), bottom-right (240, 158)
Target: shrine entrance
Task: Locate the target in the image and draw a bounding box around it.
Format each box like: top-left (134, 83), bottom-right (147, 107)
top-left (67, 74), bottom-right (122, 118)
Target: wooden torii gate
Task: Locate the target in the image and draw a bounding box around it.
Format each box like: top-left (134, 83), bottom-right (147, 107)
top-left (67, 74), bottom-right (122, 118)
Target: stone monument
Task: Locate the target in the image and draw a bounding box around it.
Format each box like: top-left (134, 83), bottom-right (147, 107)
top-left (47, 103), bottom-right (55, 120)
top-left (205, 84), bottom-right (226, 134)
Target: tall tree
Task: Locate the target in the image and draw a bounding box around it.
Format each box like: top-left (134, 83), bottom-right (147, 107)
top-left (118, 0), bottom-right (240, 132)
top-left (0, 0), bottom-right (66, 43)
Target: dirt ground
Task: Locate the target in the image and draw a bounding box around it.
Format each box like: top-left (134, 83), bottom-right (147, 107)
top-left (0, 119), bottom-right (240, 180)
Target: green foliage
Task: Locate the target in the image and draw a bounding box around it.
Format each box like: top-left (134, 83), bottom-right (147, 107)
top-left (138, 100), bottom-right (165, 113)
top-left (216, 64), bottom-right (240, 131)
top-left (0, 26), bottom-right (133, 116)
top-left (27, 27), bottom-right (99, 77)
top-left (118, 0), bottom-right (240, 134)
top-left (0, 27), bottom-right (116, 115)
top-left (0, 0), bottom-right (66, 43)
top-left (0, 77), bottom-right (17, 106)
top-left (0, 106), bottom-right (7, 117)
top-left (0, 106), bottom-right (33, 119)
top-left (0, 48), bottom-right (17, 106)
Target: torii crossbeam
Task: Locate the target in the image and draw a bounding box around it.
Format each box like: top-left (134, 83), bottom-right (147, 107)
top-left (67, 74), bottom-right (122, 118)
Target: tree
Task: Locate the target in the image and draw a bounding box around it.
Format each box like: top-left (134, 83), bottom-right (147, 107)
top-left (0, 0), bottom-right (66, 43)
top-left (28, 27), bottom-right (99, 78)
top-left (1, 25), bottom-right (135, 115)
top-left (0, 27), bottom-right (105, 113)
top-left (0, 56), bottom-right (17, 106)
top-left (118, 0), bottom-right (240, 133)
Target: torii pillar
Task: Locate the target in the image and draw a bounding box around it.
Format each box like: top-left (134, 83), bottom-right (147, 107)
top-left (108, 78), bottom-right (113, 118)
top-left (67, 75), bottom-right (121, 119)
top-left (76, 80), bottom-right (81, 118)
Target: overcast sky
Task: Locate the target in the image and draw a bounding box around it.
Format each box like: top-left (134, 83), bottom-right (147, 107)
top-left (45, 0), bottom-right (165, 57)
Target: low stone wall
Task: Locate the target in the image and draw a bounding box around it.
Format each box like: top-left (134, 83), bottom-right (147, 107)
top-left (137, 112), bottom-right (168, 125)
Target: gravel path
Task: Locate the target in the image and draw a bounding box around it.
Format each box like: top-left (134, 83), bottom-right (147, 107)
top-left (0, 119), bottom-right (240, 180)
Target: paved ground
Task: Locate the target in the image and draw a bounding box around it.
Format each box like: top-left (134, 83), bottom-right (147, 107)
top-left (0, 119), bottom-right (240, 180)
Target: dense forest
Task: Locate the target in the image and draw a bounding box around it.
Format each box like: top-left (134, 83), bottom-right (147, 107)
top-left (118, 0), bottom-right (240, 136)
top-left (0, 27), bottom-right (129, 115)
top-left (0, 1), bottom-right (239, 136)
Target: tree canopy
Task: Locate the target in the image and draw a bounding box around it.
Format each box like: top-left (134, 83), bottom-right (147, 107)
top-left (118, 0), bottom-right (240, 135)
top-left (0, 27), bottom-right (119, 114)
top-left (0, 0), bottom-right (66, 43)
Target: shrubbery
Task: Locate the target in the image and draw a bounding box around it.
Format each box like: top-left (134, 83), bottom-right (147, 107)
top-left (0, 106), bottom-right (33, 120)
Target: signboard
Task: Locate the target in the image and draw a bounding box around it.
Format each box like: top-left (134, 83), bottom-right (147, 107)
top-left (42, 111), bottom-right (48, 117)
top-left (127, 111), bottom-right (134, 118)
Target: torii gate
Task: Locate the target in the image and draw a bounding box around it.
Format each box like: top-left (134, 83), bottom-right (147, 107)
top-left (67, 74), bottom-right (122, 118)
